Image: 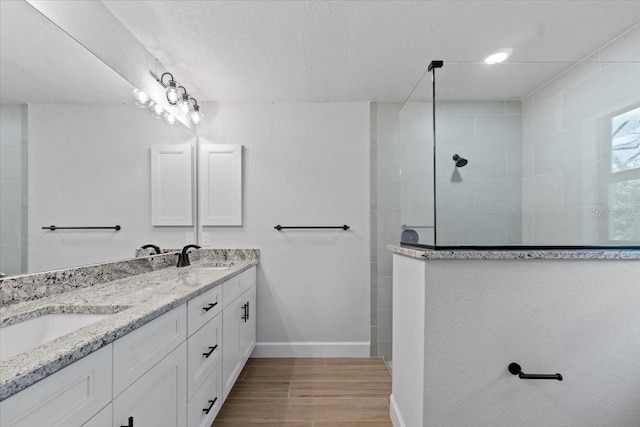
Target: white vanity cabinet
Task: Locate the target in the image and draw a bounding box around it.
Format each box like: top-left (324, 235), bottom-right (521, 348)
top-left (0, 344), bottom-right (112, 427)
top-left (0, 265), bottom-right (257, 427)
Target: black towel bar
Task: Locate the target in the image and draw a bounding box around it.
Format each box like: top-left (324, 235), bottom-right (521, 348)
top-left (508, 363), bottom-right (562, 381)
top-left (43, 225), bottom-right (121, 231)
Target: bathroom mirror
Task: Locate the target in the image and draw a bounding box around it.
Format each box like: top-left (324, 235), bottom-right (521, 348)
top-left (0, 1), bottom-right (196, 277)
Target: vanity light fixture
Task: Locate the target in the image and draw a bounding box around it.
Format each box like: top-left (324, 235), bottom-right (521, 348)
top-left (132, 88), bottom-right (150, 108)
top-left (189, 98), bottom-right (203, 126)
top-left (164, 112), bottom-right (176, 126)
top-left (160, 72), bottom-right (179, 105)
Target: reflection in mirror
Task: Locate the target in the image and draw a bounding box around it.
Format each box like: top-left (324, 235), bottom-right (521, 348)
top-left (0, 1), bottom-right (195, 277)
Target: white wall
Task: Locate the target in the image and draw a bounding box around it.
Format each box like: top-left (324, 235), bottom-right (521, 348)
top-left (28, 103), bottom-right (195, 273)
top-left (522, 25), bottom-right (640, 245)
top-left (421, 258), bottom-right (640, 427)
top-left (196, 102), bottom-right (371, 356)
top-left (1, 104), bottom-right (28, 275)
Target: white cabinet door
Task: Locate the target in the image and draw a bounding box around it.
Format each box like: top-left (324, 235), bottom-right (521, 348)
top-left (0, 345), bottom-right (112, 427)
top-left (113, 343), bottom-right (187, 427)
top-left (239, 285), bottom-right (256, 363)
top-left (150, 144), bottom-right (193, 226)
top-left (199, 144), bottom-right (242, 226)
top-left (82, 403), bottom-right (111, 427)
top-left (222, 297), bottom-right (242, 401)
top-left (113, 304), bottom-right (187, 397)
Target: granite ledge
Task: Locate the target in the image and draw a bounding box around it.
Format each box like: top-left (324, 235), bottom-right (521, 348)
top-left (388, 244), bottom-right (640, 260)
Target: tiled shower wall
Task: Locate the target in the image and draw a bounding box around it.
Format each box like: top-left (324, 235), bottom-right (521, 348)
top-left (0, 104), bottom-right (28, 276)
top-left (521, 25), bottom-right (640, 245)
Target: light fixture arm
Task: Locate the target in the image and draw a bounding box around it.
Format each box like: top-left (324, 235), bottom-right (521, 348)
top-left (178, 86), bottom-right (188, 96)
top-left (159, 72), bottom-right (175, 87)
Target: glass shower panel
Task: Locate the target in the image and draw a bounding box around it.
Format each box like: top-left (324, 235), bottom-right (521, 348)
top-left (433, 59), bottom-right (640, 247)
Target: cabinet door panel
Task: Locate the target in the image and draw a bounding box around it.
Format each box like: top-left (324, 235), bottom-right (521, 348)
top-left (113, 343), bottom-right (187, 427)
top-left (240, 285), bottom-right (257, 363)
top-left (222, 297), bottom-right (242, 401)
top-left (199, 144), bottom-right (242, 226)
top-left (82, 403), bottom-right (112, 427)
top-left (113, 305), bottom-right (187, 397)
top-left (151, 144), bottom-right (193, 226)
top-left (0, 345), bottom-right (112, 427)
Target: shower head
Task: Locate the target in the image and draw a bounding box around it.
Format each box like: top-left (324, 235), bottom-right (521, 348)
top-left (453, 154), bottom-right (468, 167)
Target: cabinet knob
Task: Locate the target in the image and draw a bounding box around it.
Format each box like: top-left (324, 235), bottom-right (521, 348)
top-left (121, 416), bottom-right (134, 427)
top-left (203, 397), bottom-right (218, 414)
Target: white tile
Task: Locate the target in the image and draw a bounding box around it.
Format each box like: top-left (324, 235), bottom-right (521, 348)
top-left (0, 212), bottom-right (21, 245)
top-left (0, 182), bottom-right (21, 213)
top-left (474, 115), bottom-right (522, 147)
top-left (377, 276), bottom-right (392, 310)
top-left (435, 114), bottom-right (473, 147)
top-left (506, 146), bottom-right (523, 181)
top-left (562, 62), bottom-right (640, 129)
top-left (377, 180), bottom-right (401, 212)
top-left (399, 101), bottom-right (432, 117)
top-left (399, 113), bottom-right (433, 147)
top-left (522, 95), bottom-right (562, 144)
top-left (377, 309), bottom-right (393, 342)
top-left (436, 180), bottom-right (475, 211)
top-left (534, 207), bottom-right (601, 245)
top-left (377, 115), bottom-right (400, 147)
top-left (522, 144), bottom-right (534, 179)
top-left (437, 101), bottom-right (505, 116)
top-left (436, 211), bottom-right (507, 245)
top-left (522, 211), bottom-right (535, 244)
top-left (400, 147), bottom-right (433, 179)
top-left (0, 149), bottom-right (21, 181)
top-left (506, 212), bottom-right (523, 244)
top-left (474, 181), bottom-right (522, 212)
top-left (403, 179), bottom-right (434, 213)
top-left (436, 147), bottom-right (505, 181)
top-left (505, 101), bottom-right (522, 115)
top-left (533, 59), bottom-right (601, 107)
top-left (377, 210), bottom-right (401, 247)
top-left (529, 171), bottom-right (564, 210)
top-left (377, 146), bottom-right (401, 179)
top-left (534, 136), bottom-right (564, 175)
top-left (522, 94), bottom-right (534, 113)
top-left (376, 101), bottom-right (404, 116)
top-left (563, 160), bottom-right (609, 207)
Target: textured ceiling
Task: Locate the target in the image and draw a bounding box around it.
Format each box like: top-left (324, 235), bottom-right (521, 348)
top-left (103, 0), bottom-right (640, 102)
top-left (0, 0), bottom-right (133, 104)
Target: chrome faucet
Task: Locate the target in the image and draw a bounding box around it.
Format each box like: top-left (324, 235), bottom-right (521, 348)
top-left (141, 244), bottom-right (161, 254)
top-left (177, 244), bottom-right (201, 267)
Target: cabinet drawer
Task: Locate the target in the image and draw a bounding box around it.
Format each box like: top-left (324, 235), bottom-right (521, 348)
top-left (187, 362), bottom-right (223, 427)
top-left (187, 284), bottom-right (222, 336)
top-left (113, 304), bottom-right (187, 397)
top-left (0, 345), bottom-right (112, 427)
top-left (187, 312), bottom-right (222, 401)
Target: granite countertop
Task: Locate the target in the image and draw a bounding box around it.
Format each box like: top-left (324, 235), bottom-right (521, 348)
top-left (388, 244), bottom-right (640, 260)
top-left (0, 260), bottom-right (258, 401)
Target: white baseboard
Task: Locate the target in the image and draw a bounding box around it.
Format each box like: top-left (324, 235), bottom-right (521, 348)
top-left (251, 341), bottom-right (370, 357)
top-left (390, 394), bottom-right (407, 427)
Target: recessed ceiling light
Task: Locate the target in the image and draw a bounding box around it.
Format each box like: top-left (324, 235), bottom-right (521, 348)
top-left (484, 50), bottom-right (511, 65)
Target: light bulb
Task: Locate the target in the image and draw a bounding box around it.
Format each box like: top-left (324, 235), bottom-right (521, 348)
top-left (190, 105), bottom-right (202, 126)
top-left (151, 103), bottom-right (165, 117)
top-left (133, 88), bottom-right (150, 108)
top-left (164, 112), bottom-right (176, 126)
top-left (166, 80), bottom-right (179, 105)
top-left (178, 94), bottom-right (191, 115)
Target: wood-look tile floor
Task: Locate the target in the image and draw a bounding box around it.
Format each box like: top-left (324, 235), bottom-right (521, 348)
top-left (212, 358), bottom-right (392, 427)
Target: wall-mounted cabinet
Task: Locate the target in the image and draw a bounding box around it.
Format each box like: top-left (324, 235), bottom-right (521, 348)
top-left (199, 144), bottom-right (243, 226)
top-left (150, 144), bottom-right (194, 226)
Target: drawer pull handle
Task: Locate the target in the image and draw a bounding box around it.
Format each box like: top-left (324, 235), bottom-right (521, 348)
top-left (203, 397), bottom-right (218, 414)
top-left (203, 345), bottom-right (218, 358)
top-left (241, 303), bottom-right (248, 321)
top-left (203, 302), bottom-right (218, 311)
top-left (121, 416), bottom-right (134, 427)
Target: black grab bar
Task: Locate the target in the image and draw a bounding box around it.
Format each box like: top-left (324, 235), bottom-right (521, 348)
top-left (274, 225), bottom-right (349, 231)
top-left (508, 363), bottom-right (562, 381)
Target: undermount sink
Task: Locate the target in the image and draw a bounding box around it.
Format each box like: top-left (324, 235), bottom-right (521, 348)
top-left (0, 312), bottom-right (114, 361)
